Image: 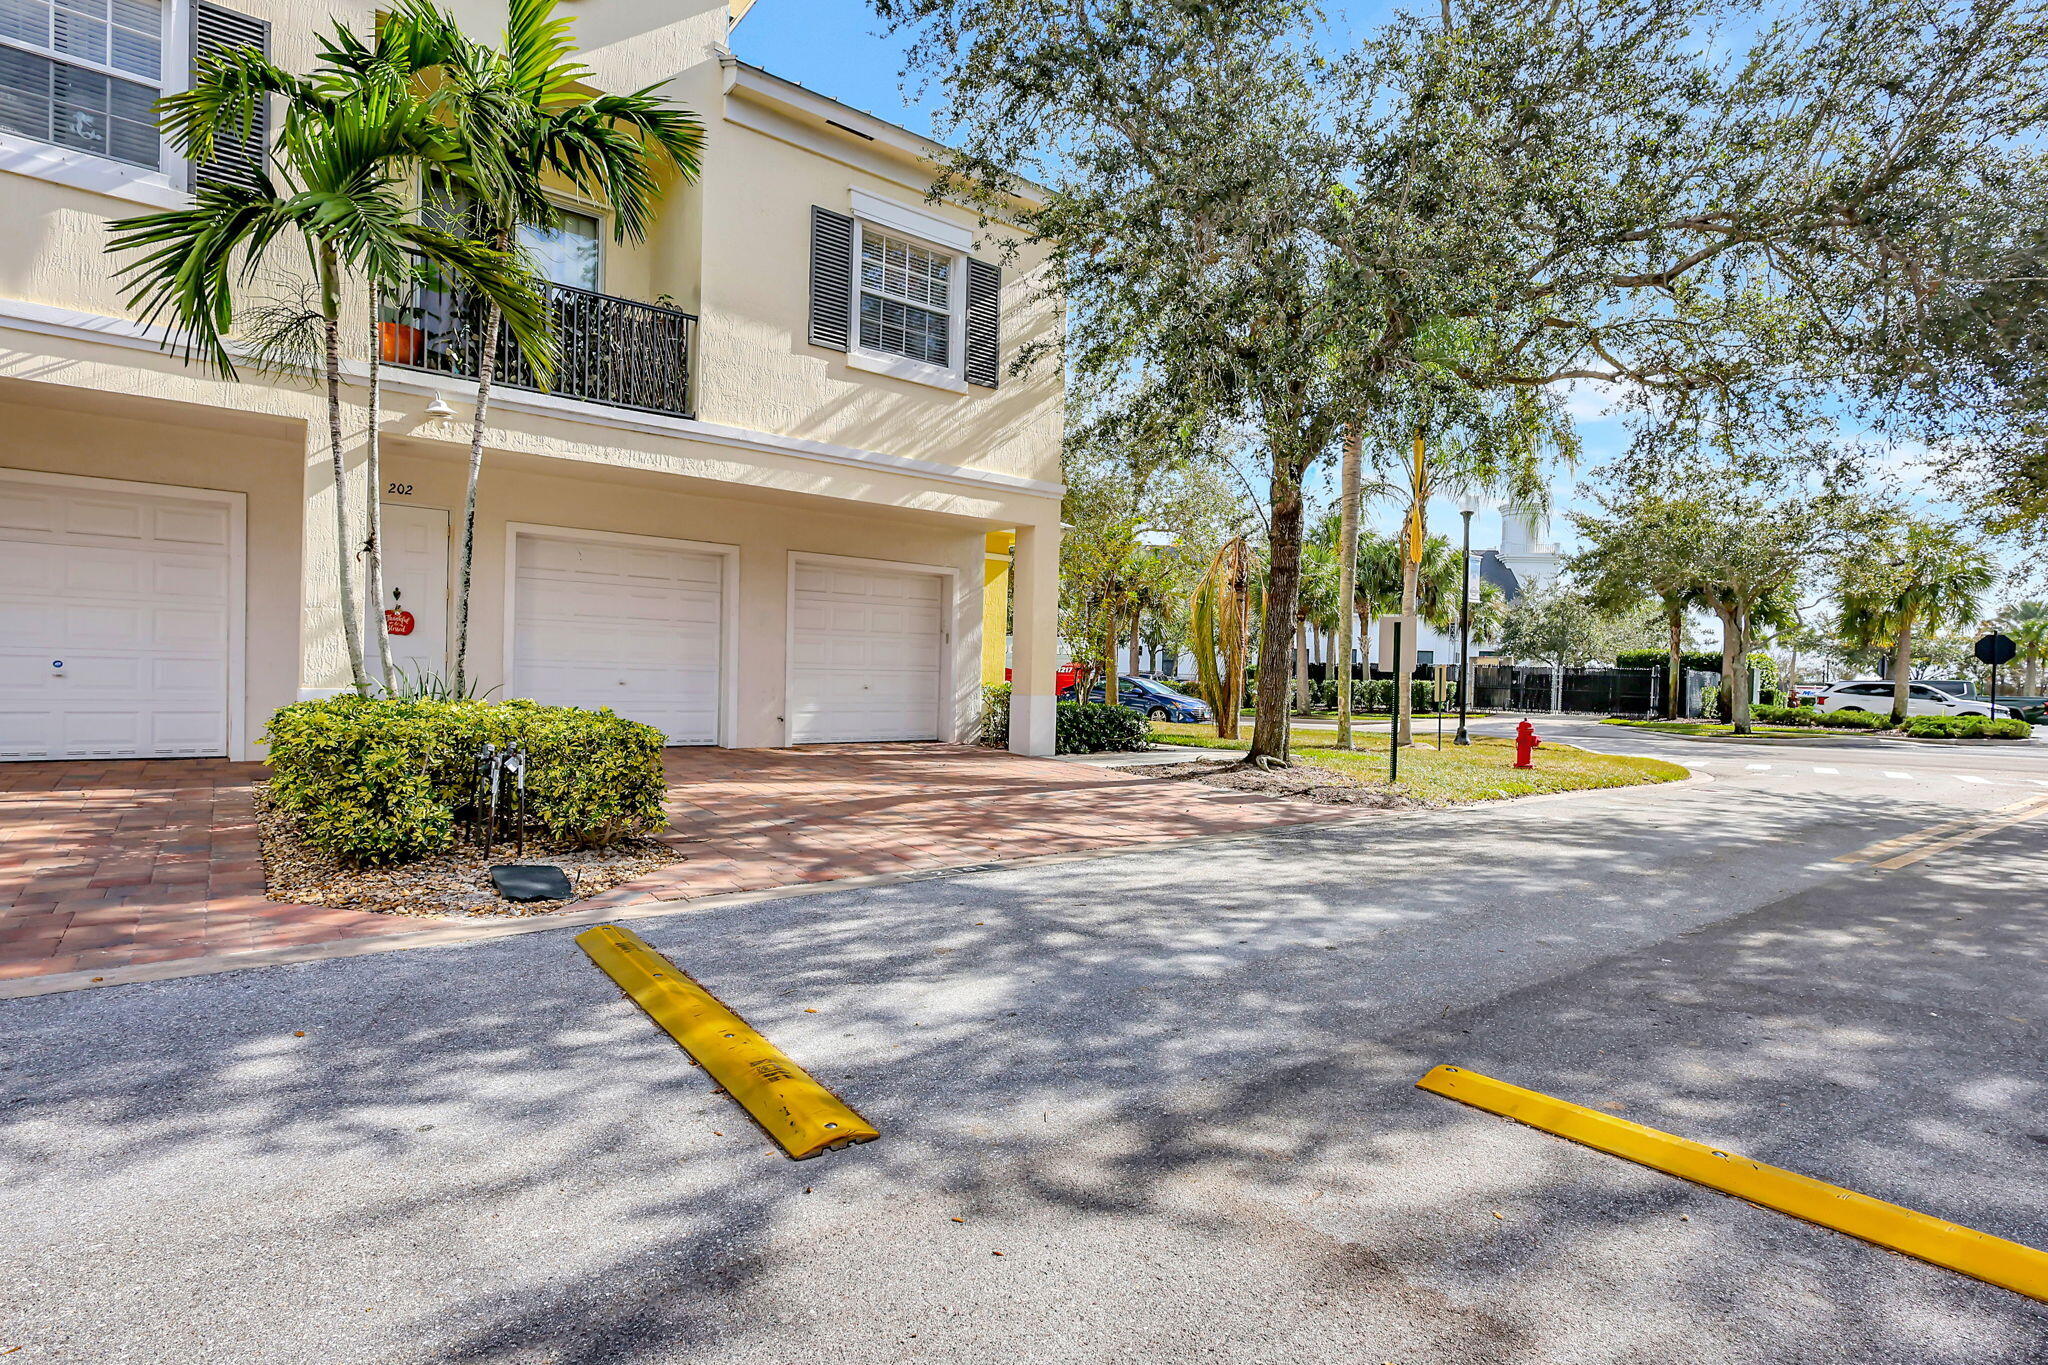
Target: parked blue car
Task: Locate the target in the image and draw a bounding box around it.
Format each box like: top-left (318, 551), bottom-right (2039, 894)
top-left (1059, 675), bottom-right (1213, 722)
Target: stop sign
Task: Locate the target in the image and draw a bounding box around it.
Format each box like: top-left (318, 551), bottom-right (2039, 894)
top-left (1974, 632), bottom-right (2017, 666)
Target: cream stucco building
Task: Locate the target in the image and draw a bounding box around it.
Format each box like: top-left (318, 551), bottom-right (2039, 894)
top-left (0, 0), bottom-right (1064, 763)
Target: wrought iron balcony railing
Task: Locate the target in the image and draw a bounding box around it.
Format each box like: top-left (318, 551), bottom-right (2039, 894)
top-left (381, 274), bottom-right (697, 420)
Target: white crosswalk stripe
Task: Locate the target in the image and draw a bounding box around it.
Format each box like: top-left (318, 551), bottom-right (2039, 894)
top-left (1957, 774), bottom-right (1991, 784)
top-left (1745, 763), bottom-right (1772, 771)
top-left (1812, 766), bottom-right (1839, 774)
top-left (1884, 771), bottom-right (1914, 780)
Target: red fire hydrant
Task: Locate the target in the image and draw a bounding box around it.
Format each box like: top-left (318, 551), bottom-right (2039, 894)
top-left (1514, 720), bottom-right (1543, 769)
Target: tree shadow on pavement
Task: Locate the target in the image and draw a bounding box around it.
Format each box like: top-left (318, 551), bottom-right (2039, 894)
top-left (2, 779), bottom-right (2044, 1364)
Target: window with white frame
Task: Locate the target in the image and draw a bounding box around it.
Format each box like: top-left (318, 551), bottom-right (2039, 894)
top-left (0, 0), bottom-right (166, 170)
top-left (857, 226), bottom-right (954, 369)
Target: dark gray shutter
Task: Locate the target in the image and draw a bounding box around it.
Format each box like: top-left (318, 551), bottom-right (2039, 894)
top-left (809, 206), bottom-right (854, 351)
top-left (190, 2), bottom-right (270, 191)
top-left (964, 257), bottom-right (1001, 388)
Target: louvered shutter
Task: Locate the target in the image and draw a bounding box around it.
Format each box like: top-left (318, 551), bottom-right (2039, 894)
top-left (189, 2), bottom-right (270, 191)
top-left (809, 206), bottom-right (854, 351)
top-left (964, 257), bottom-right (1001, 388)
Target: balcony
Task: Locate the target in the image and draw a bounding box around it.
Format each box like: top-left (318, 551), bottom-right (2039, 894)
top-left (381, 274), bottom-right (697, 420)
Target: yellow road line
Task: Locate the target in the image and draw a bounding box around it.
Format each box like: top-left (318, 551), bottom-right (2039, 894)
top-left (577, 924), bottom-right (878, 1160)
top-left (1416, 1065), bottom-right (2048, 1301)
top-left (1834, 794), bottom-right (2048, 865)
top-left (1871, 798), bottom-right (2048, 870)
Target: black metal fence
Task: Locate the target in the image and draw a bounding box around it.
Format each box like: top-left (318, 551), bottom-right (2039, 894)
top-left (384, 272), bottom-right (697, 419)
top-left (1468, 664), bottom-right (1662, 717)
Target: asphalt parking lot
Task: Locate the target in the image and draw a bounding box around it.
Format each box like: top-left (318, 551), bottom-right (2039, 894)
top-left (4, 731), bottom-right (2045, 1363)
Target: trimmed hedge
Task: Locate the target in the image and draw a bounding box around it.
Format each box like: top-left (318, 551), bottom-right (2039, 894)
top-left (265, 697), bottom-right (667, 866)
top-left (977, 685), bottom-right (1152, 754)
top-left (1057, 700), bottom-right (1151, 753)
top-left (1616, 649), bottom-right (1723, 673)
top-left (1899, 713), bottom-right (2032, 739)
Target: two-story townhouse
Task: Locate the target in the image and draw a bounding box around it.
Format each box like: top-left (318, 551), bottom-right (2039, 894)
top-left (0, 0), bottom-right (1063, 765)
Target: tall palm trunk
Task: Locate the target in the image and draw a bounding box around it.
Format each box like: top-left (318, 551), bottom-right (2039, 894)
top-left (1294, 616), bottom-right (1311, 714)
top-left (1129, 610), bottom-right (1143, 678)
top-left (1664, 601), bottom-right (1683, 719)
top-left (1248, 461), bottom-right (1303, 765)
top-left (1889, 612), bottom-right (1916, 724)
top-left (452, 282), bottom-right (504, 698)
top-left (1397, 554), bottom-right (1419, 744)
top-left (363, 289), bottom-right (394, 693)
top-left (1396, 431), bottom-right (1425, 747)
top-left (320, 246), bottom-right (370, 697)
top-left (1102, 618), bottom-right (1119, 705)
top-left (1335, 424), bottom-right (1360, 748)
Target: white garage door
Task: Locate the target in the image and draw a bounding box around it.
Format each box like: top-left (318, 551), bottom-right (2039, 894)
top-left (511, 532), bottom-right (723, 745)
top-left (0, 475), bottom-right (235, 761)
top-left (789, 560), bottom-right (945, 744)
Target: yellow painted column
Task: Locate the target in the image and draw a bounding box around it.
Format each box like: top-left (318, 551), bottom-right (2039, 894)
top-left (982, 530), bottom-right (1014, 685)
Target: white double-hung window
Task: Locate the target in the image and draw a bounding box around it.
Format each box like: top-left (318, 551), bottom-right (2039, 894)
top-left (858, 228), bottom-right (953, 369)
top-left (0, 0), bottom-right (166, 170)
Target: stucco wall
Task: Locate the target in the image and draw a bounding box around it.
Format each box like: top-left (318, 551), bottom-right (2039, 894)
top-left (365, 443), bottom-right (991, 748)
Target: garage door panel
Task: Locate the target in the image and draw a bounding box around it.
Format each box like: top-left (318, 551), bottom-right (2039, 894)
top-left (64, 497), bottom-right (150, 540)
top-left (152, 504), bottom-right (232, 546)
top-left (0, 476), bottom-right (234, 761)
top-left (789, 561), bottom-right (946, 744)
top-left (512, 532), bottom-right (724, 746)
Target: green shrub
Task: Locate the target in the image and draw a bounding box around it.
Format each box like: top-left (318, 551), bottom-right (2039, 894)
top-left (1814, 707), bottom-right (1889, 729)
top-left (1056, 701), bottom-right (1151, 754)
top-left (1753, 704), bottom-right (1821, 727)
top-left (979, 683), bottom-right (1012, 747)
top-left (265, 697), bottom-right (667, 866)
top-left (1900, 713), bottom-right (2031, 739)
top-left (1616, 649), bottom-right (1723, 674)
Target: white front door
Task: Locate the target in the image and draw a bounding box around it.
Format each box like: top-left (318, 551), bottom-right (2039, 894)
top-left (788, 560), bottom-right (946, 744)
top-left (0, 474), bottom-right (236, 761)
top-left (511, 531), bottom-right (724, 744)
top-left (373, 503), bottom-right (450, 688)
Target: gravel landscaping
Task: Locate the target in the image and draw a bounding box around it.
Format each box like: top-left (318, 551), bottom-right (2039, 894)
top-left (255, 787), bottom-right (680, 919)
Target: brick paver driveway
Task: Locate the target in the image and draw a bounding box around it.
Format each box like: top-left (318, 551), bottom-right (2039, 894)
top-left (1, 745), bottom-right (1349, 990)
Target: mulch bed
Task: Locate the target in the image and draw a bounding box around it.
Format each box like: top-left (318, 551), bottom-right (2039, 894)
top-left (255, 786), bottom-right (679, 919)
top-left (1144, 759), bottom-right (1424, 810)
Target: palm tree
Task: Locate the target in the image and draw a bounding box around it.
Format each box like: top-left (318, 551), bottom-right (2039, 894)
top-left (2001, 602), bottom-right (2048, 693)
top-left (378, 0), bottom-right (706, 695)
top-left (1190, 537), bottom-right (1256, 738)
top-left (1837, 518), bottom-right (1995, 724)
top-left (109, 32), bottom-right (550, 695)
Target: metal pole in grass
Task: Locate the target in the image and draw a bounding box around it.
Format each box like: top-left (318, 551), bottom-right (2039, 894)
top-left (1390, 619), bottom-right (1402, 784)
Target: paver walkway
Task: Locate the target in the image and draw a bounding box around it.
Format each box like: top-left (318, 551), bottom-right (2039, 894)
top-left (0, 744), bottom-right (1350, 986)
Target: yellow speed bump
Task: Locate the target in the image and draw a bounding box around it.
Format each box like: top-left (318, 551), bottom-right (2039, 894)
top-left (1417, 1065), bottom-right (2048, 1301)
top-left (578, 924), bottom-right (878, 1160)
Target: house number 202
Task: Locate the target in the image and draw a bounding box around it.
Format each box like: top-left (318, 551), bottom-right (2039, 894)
top-left (387, 482), bottom-right (414, 495)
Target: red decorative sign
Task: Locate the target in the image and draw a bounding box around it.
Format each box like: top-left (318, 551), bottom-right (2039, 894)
top-left (384, 608), bottom-right (416, 637)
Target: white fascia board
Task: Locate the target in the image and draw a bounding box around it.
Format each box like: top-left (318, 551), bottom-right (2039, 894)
top-left (718, 52), bottom-right (1050, 208)
top-left (850, 187), bottom-right (973, 252)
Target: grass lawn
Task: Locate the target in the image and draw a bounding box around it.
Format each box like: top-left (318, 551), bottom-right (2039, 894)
top-left (1601, 719), bottom-right (1841, 737)
top-left (1150, 723), bottom-right (1688, 802)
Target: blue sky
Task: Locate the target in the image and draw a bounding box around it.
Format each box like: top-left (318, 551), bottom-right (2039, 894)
top-left (732, 4), bottom-right (1979, 575)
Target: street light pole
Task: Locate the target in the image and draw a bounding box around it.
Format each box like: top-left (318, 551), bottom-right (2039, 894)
top-left (1454, 506), bottom-right (1474, 746)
